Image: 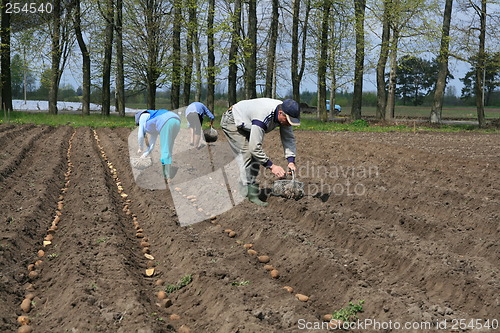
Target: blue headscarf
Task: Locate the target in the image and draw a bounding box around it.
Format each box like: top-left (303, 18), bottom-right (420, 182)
top-left (135, 110), bottom-right (150, 125)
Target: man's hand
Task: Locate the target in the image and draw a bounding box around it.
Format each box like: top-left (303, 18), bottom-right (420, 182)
top-left (270, 164), bottom-right (286, 178)
top-left (287, 162), bottom-right (296, 174)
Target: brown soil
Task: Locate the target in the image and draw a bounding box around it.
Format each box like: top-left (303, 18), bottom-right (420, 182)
top-left (0, 124), bottom-right (498, 332)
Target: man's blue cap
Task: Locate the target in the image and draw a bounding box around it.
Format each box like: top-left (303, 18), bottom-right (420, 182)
top-left (282, 99), bottom-right (300, 126)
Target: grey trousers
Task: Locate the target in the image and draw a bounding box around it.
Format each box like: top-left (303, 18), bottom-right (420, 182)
top-left (220, 108), bottom-right (260, 185)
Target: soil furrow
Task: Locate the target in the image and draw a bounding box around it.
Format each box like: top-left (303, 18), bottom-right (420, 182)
top-left (0, 125), bottom-right (51, 182)
top-left (0, 126), bottom-right (71, 332)
top-left (30, 128), bottom-right (162, 332)
top-left (0, 123), bottom-right (16, 134)
top-left (0, 123), bottom-right (34, 142)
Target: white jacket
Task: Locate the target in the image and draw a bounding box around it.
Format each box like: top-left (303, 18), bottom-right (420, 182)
top-left (231, 98), bottom-right (297, 166)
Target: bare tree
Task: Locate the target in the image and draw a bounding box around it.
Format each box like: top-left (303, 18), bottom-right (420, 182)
top-left (1, 0), bottom-right (12, 112)
top-left (265, 0), bottom-right (279, 98)
top-left (317, 0), bottom-right (331, 122)
top-left (207, 0), bottom-right (215, 110)
top-left (383, 0), bottom-right (429, 120)
top-left (171, 0), bottom-right (181, 109)
top-left (244, 0), bottom-right (257, 99)
top-left (101, 0), bottom-right (114, 116)
top-left (115, 0), bottom-right (125, 116)
top-left (183, 0), bottom-right (197, 106)
top-left (48, 0), bottom-right (73, 115)
top-left (328, 2), bottom-right (352, 119)
top-left (228, 0), bottom-right (241, 106)
top-left (48, 0), bottom-right (61, 115)
top-left (72, 0), bottom-right (91, 116)
top-left (376, 0), bottom-right (391, 120)
top-left (291, 0), bottom-right (311, 103)
top-left (124, 0), bottom-right (170, 110)
top-left (351, 0), bottom-right (366, 120)
top-left (385, 26), bottom-right (399, 120)
top-left (473, 0), bottom-right (487, 128)
top-left (430, 0), bottom-right (453, 124)
top-left (193, 8), bottom-right (202, 102)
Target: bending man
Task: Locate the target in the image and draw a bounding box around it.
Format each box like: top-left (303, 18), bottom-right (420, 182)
top-left (220, 98), bottom-right (300, 206)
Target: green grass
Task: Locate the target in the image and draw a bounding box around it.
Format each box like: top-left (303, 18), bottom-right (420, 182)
top-left (0, 111), bottom-right (136, 128)
top-left (336, 105), bottom-right (500, 119)
top-left (296, 117), bottom-right (497, 133)
top-left (1, 107), bottom-right (498, 133)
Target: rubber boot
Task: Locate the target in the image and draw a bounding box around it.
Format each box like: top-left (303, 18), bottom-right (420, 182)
top-left (247, 184), bottom-right (268, 207)
top-left (162, 164), bottom-right (171, 179)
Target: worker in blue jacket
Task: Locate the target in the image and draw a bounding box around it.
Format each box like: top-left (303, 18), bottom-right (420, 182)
top-left (135, 109), bottom-right (181, 180)
top-left (185, 102), bottom-right (215, 148)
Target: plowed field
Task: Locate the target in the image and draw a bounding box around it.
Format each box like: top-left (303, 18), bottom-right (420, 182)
top-left (0, 124), bottom-right (498, 332)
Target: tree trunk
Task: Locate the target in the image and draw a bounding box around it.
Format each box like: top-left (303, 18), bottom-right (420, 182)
top-left (386, 28), bottom-right (399, 120)
top-left (146, 79), bottom-right (156, 110)
top-left (265, 0), bottom-right (279, 98)
top-left (183, 0), bottom-right (196, 106)
top-left (317, 0), bottom-right (330, 122)
top-left (475, 0), bottom-right (486, 128)
top-left (115, 0), bottom-right (125, 116)
top-left (73, 0), bottom-right (91, 116)
top-left (430, 0), bottom-right (453, 124)
top-left (0, 0), bottom-right (12, 112)
top-left (171, 0), bottom-right (181, 109)
top-left (228, 0), bottom-right (241, 106)
top-left (299, 0), bottom-right (310, 99)
top-left (102, 0), bottom-right (114, 116)
top-left (194, 26), bottom-right (202, 102)
top-left (291, 0), bottom-right (310, 102)
top-left (291, 0), bottom-right (300, 102)
top-left (244, 0), bottom-right (257, 99)
top-left (376, 0), bottom-right (391, 120)
top-left (207, 0), bottom-right (215, 110)
top-left (351, 0), bottom-right (366, 120)
top-left (328, 7), bottom-right (339, 119)
top-left (145, 1), bottom-right (159, 110)
top-left (49, 0), bottom-right (62, 115)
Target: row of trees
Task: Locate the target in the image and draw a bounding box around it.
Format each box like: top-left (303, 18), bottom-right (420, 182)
top-left (13, 52), bottom-right (497, 107)
top-left (0, 0), bottom-right (498, 126)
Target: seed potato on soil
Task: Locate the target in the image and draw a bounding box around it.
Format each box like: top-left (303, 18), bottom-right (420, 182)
top-left (0, 125), bottom-right (498, 332)
top-left (20, 299), bottom-right (31, 313)
top-left (258, 255), bottom-right (270, 263)
top-left (157, 291), bottom-right (167, 300)
top-left (17, 315), bottom-right (30, 325)
top-left (295, 294), bottom-right (309, 302)
top-left (17, 325), bottom-right (32, 333)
